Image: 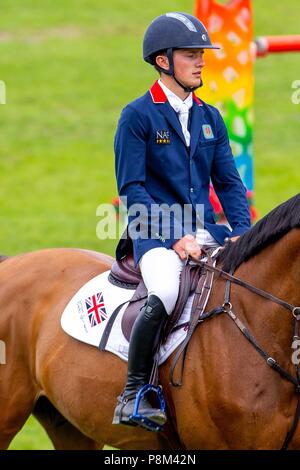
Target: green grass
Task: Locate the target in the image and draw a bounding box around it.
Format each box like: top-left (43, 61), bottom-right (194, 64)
top-left (1, 0), bottom-right (300, 449)
top-left (253, 1), bottom-right (300, 213)
top-left (8, 416), bottom-right (53, 450)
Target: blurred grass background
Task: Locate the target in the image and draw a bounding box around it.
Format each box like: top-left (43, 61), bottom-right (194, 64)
top-left (1, 0), bottom-right (299, 449)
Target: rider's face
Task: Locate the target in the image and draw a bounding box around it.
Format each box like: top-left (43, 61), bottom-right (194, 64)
top-left (173, 49), bottom-right (205, 88)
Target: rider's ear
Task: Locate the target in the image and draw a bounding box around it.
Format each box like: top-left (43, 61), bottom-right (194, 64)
top-left (155, 54), bottom-right (169, 71)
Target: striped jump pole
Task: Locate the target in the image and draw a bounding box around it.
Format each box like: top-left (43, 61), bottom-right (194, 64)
top-left (255, 35), bottom-right (300, 57)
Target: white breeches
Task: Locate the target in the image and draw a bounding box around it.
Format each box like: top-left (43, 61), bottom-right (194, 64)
top-left (139, 247), bottom-right (184, 315)
top-left (139, 230), bottom-right (220, 315)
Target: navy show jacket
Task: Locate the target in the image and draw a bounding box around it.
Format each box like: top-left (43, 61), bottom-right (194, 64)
top-left (115, 80), bottom-right (251, 264)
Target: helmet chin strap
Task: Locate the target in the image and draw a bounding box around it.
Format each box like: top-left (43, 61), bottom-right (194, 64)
top-left (166, 48), bottom-right (203, 93)
top-left (173, 75), bottom-right (203, 93)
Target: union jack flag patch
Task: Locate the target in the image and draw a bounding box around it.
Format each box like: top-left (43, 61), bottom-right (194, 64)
top-left (85, 292), bottom-right (107, 327)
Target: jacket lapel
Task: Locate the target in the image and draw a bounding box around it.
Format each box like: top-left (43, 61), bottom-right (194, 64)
top-left (149, 81), bottom-right (204, 150)
top-left (189, 94), bottom-right (204, 158)
top-left (149, 81), bottom-right (186, 146)
top-left (159, 104), bottom-right (187, 146)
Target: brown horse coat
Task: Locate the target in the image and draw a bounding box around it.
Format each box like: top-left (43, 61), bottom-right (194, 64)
top-left (1, 194), bottom-right (300, 449)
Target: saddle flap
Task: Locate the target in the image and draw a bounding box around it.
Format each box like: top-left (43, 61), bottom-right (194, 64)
top-left (163, 262), bottom-right (203, 341)
top-left (110, 254), bottom-right (142, 287)
top-left (121, 280), bottom-right (148, 342)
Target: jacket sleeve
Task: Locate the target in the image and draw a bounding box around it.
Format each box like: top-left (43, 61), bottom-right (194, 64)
top-left (210, 110), bottom-right (251, 237)
top-left (115, 105), bottom-right (185, 248)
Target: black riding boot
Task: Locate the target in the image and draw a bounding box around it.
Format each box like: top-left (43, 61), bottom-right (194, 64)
top-left (112, 294), bottom-right (168, 428)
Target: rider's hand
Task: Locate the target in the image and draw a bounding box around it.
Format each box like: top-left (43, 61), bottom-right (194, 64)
top-left (172, 234), bottom-right (202, 260)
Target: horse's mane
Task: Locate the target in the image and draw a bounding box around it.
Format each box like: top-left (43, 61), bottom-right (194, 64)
top-left (218, 193), bottom-right (300, 273)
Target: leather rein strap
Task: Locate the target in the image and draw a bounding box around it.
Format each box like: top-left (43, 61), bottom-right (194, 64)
top-left (169, 255), bottom-right (216, 386)
top-left (183, 255), bottom-right (300, 450)
top-left (197, 259), bottom-right (298, 314)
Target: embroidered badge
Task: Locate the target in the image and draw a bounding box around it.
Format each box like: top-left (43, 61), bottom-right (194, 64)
top-left (156, 130), bottom-right (170, 144)
top-left (202, 124), bottom-right (214, 139)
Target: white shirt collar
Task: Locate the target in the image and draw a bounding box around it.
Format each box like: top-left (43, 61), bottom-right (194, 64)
top-left (158, 79), bottom-right (193, 146)
top-left (158, 79), bottom-right (193, 112)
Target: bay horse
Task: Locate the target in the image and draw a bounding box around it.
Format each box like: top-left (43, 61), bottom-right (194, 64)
top-left (1, 193), bottom-right (300, 450)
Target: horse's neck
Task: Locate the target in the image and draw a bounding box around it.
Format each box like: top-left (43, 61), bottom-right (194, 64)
top-left (242, 229), bottom-right (300, 306)
top-left (236, 229), bottom-right (300, 353)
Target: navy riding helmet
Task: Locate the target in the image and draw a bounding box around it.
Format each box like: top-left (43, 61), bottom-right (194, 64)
top-left (143, 12), bottom-right (220, 92)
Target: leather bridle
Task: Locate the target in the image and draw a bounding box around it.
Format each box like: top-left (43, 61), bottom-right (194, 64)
top-left (170, 252), bottom-right (300, 449)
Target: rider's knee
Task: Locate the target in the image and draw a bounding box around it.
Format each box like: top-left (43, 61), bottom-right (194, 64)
top-left (149, 287), bottom-right (179, 315)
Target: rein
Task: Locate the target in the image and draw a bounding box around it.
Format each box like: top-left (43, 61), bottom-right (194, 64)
top-left (197, 258), bottom-right (300, 315)
top-left (170, 253), bottom-right (300, 450)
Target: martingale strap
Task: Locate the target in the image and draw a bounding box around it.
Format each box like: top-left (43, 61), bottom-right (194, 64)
top-left (221, 293), bottom-right (300, 450)
top-left (281, 314), bottom-right (300, 449)
top-left (169, 253), bottom-right (300, 449)
top-left (194, 257), bottom-right (300, 451)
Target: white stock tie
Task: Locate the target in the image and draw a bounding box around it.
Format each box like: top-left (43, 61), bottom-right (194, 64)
top-left (173, 100), bottom-right (192, 147)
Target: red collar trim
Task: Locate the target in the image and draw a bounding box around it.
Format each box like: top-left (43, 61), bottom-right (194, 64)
top-left (149, 80), bottom-right (168, 103)
top-left (193, 93), bottom-right (203, 106)
top-left (149, 80), bottom-right (203, 106)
